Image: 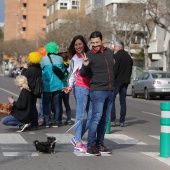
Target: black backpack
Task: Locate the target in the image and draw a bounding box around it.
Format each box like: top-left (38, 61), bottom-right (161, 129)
top-left (33, 76), bottom-right (44, 98)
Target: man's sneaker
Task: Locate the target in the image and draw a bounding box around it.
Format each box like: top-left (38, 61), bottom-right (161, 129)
top-left (48, 122), bottom-right (58, 128)
top-left (111, 121), bottom-right (116, 126)
top-left (64, 120), bottom-right (72, 125)
top-left (17, 123), bottom-right (30, 132)
top-left (98, 144), bottom-right (112, 154)
top-left (40, 122), bottom-right (48, 127)
top-left (74, 143), bottom-right (87, 153)
top-left (119, 122), bottom-right (125, 127)
top-left (58, 121), bottom-right (63, 126)
top-left (70, 137), bottom-right (76, 147)
top-left (86, 145), bottom-right (101, 156)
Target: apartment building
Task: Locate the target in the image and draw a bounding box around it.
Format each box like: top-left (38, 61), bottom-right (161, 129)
top-left (4, 0), bottom-right (47, 41)
top-left (46, 0), bottom-right (86, 32)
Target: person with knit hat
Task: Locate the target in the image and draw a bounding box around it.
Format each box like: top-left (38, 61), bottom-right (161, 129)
top-left (21, 52), bottom-right (42, 130)
top-left (40, 42), bottom-right (64, 127)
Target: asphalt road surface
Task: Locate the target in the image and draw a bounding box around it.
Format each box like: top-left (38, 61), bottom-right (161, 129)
top-left (0, 75), bottom-right (170, 170)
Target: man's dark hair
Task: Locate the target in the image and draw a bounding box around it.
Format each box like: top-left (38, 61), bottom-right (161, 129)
top-left (90, 31), bottom-right (102, 40)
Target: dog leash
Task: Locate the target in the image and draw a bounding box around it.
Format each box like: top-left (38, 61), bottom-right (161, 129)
top-left (53, 118), bottom-right (83, 143)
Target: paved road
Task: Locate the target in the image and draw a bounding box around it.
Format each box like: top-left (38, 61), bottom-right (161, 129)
top-left (0, 75), bottom-right (170, 170)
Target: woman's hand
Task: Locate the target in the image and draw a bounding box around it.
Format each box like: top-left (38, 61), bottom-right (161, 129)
top-left (62, 87), bottom-right (72, 94)
top-left (81, 53), bottom-right (89, 66)
top-left (8, 97), bottom-right (14, 104)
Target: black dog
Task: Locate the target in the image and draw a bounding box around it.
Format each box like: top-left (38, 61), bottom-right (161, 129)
top-left (33, 137), bottom-right (56, 154)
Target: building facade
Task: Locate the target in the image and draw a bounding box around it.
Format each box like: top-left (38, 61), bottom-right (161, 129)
top-left (46, 0), bottom-right (85, 32)
top-left (4, 0), bottom-right (47, 41)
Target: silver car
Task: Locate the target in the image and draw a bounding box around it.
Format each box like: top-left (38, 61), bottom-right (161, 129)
top-left (132, 71), bottom-right (170, 100)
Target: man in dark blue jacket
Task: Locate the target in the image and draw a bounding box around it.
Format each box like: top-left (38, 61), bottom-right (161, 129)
top-left (111, 41), bottom-right (133, 127)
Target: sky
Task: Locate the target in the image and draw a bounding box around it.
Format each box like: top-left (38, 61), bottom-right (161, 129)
top-left (0, 0), bottom-right (5, 23)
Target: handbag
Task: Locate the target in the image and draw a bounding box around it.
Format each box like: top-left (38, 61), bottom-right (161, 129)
top-left (0, 103), bottom-right (12, 120)
top-left (48, 54), bottom-right (64, 80)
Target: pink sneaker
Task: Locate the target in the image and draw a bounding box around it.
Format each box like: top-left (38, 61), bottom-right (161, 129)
top-left (74, 143), bottom-right (87, 153)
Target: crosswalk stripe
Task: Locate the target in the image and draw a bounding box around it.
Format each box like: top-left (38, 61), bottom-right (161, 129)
top-left (0, 133), bottom-right (27, 144)
top-left (3, 152), bottom-right (39, 156)
top-left (141, 152), bottom-right (170, 166)
top-left (74, 152), bottom-right (111, 156)
top-left (105, 134), bottom-right (147, 145)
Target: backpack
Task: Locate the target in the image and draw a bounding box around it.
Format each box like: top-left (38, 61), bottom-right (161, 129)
top-left (33, 76), bottom-right (44, 98)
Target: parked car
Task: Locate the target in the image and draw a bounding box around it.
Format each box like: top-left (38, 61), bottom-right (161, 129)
top-left (4, 68), bottom-right (14, 77)
top-left (127, 66), bottom-right (144, 95)
top-left (13, 67), bottom-right (23, 77)
top-left (132, 70), bottom-right (170, 100)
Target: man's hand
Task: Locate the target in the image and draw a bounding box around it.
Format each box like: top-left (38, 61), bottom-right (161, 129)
top-left (81, 53), bottom-right (89, 66)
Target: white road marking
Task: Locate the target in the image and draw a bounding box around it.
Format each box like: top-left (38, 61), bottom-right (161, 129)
top-left (0, 88), bottom-right (19, 97)
top-left (142, 111), bottom-right (160, 117)
top-left (141, 152), bottom-right (170, 166)
top-left (3, 152), bottom-right (39, 156)
top-left (149, 135), bottom-right (160, 140)
top-left (0, 134), bottom-right (27, 144)
top-left (74, 152), bottom-right (111, 156)
top-left (105, 134), bottom-right (147, 145)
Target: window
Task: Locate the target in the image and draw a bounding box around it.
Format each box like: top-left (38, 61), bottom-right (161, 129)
top-left (22, 15), bottom-right (27, 21)
top-left (72, 0), bottom-right (80, 9)
top-left (43, 3), bottom-right (46, 7)
top-left (60, 3), bottom-right (68, 9)
top-left (22, 27), bottom-right (26, 33)
top-left (42, 28), bottom-right (46, 31)
top-left (43, 16), bottom-right (46, 19)
top-left (23, 3), bottom-right (27, 8)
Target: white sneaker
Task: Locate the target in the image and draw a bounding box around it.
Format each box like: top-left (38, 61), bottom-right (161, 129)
top-left (17, 123), bottom-right (30, 132)
top-left (111, 121), bottom-right (116, 126)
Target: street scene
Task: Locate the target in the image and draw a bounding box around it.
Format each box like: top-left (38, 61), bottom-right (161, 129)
top-left (0, 0), bottom-right (170, 170)
top-left (0, 75), bottom-right (170, 170)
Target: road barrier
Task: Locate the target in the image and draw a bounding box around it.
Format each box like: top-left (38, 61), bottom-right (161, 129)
top-left (160, 102), bottom-right (170, 157)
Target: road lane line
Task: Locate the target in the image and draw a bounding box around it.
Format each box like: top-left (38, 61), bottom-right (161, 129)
top-left (0, 88), bottom-right (19, 97)
top-left (142, 111), bottom-right (160, 117)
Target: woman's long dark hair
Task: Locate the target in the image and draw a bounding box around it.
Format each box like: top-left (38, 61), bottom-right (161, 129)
top-left (68, 35), bottom-right (89, 59)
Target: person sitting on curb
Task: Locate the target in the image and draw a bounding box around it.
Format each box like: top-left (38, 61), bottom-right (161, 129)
top-left (1, 75), bottom-right (33, 132)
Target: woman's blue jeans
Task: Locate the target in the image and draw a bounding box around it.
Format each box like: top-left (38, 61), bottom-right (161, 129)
top-left (1, 115), bottom-right (23, 126)
top-left (87, 90), bottom-right (114, 147)
top-left (73, 85), bottom-right (92, 143)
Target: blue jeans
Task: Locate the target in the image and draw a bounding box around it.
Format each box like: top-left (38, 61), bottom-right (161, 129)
top-left (87, 90), bottom-right (114, 147)
top-left (74, 85), bottom-right (92, 143)
top-left (1, 115), bottom-right (23, 126)
top-left (31, 95), bottom-right (38, 128)
top-left (43, 90), bottom-right (62, 124)
top-left (58, 91), bottom-right (71, 122)
top-left (111, 83), bottom-right (128, 123)
top-left (39, 94), bottom-right (44, 119)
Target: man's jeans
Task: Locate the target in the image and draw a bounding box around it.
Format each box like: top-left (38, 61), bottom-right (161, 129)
top-left (111, 83), bottom-right (128, 123)
top-left (87, 90), bottom-right (114, 147)
top-left (43, 90), bottom-right (62, 124)
top-left (73, 85), bottom-right (92, 142)
top-left (1, 115), bottom-right (23, 126)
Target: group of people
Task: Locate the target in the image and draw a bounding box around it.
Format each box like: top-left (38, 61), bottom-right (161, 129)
top-left (1, 31), bottom-right (133, 156)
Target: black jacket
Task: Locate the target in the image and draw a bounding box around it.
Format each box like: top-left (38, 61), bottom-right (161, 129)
top-left (113, 50), bottom-right (133, 84)
top-left (21, 64), bottom-right (42, 93)
top-left (11, 89), bottom-right (33, 123)
top-left (80, 47), bottom-right (114, 91)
